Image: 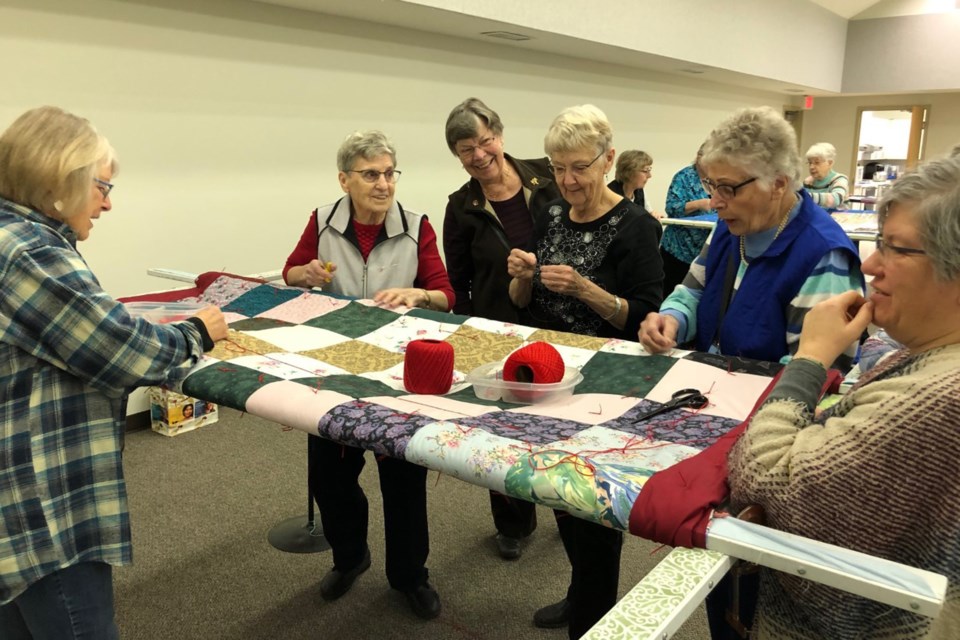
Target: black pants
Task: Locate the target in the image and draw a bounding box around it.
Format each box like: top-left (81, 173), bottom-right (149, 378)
top-left (661, 247), bottom-right (694, 299)
top-left (489, 491), bottom-right (537, 538)
top-left (554, 510), bottom-right (623, 640)
top-left (309, 435), bottom-right (429, 591)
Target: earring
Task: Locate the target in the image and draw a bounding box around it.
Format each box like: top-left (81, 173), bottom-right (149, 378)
top-left (53, 200), bottom-right (63, 212)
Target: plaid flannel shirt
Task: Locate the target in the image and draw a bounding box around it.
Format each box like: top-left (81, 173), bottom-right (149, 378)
top-left (1, 197), bottom-right (205, 604)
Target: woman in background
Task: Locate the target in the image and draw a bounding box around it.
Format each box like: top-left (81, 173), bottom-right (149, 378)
top-left (0, 106), bottom-right (226, 638)
top-left (608, 149), bottom-right (661, 218)
top-left (803, 142), bottom-right (849, 212)
top-left (661, 144), bottom-right (714, 296)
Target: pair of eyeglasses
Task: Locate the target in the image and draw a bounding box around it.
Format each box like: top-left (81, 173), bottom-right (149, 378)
top-left (875, 234), bottom-right (926, 257)
top-left (347, 169), bottom-right (402, 184)
top-left (455, 136), bottom-right (498, 160)
top-left (701, 176), bottom-right (756, 200)
top-left (548, 151), bottom-right (604, 179)
top-left (94, 178), bottom-right (114, 199)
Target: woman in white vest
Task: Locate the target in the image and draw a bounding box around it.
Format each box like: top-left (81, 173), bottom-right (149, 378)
top-left (282, 130), bottom-right (453, 620)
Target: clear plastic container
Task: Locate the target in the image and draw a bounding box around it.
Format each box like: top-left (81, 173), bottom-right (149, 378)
top-left (467, 361), bottom-right (583, 404)
top-left (124, 301), bottom-right (207, 324)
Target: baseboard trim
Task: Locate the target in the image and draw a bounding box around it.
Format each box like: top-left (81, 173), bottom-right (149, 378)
top-left (126, 410), bottom-right (152, 432)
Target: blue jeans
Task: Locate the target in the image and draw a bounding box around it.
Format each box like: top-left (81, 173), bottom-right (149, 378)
top-left (0, 561), bottom-right (119, 639)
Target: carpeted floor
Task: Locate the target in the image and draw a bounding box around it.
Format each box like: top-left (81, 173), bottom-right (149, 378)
top-left (115, 408), bottom-right (710, 639)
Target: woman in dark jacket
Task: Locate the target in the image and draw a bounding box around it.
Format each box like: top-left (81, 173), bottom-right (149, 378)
top-left (443, 98), bottom-right (561, 561)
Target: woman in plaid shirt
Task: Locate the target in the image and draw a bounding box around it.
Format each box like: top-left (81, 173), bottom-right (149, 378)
top-left (0, 106), bottom-right (227, 639)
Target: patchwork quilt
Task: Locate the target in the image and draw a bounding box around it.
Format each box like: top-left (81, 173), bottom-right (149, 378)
top-left (168, 275), bottom-right (780, 533)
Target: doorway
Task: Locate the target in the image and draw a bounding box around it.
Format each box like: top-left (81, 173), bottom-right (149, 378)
top-left (850, 106), bottom-right (928, 208)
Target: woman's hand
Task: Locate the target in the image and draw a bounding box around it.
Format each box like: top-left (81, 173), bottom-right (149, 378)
top-left (507, 249), bottom-right (537, 280)
top-left (539, 265), bottom-right (585, 298)
top-left (639, 312), bottom-right (679, 353)
top-left (193, 306), bottom-right (228, 342)
top-left (373, 287), bottom-right (428, 309)
top-left (794, 291), bottom-right (874, 368)
top-left (293, 259), bottom-right (336, 288)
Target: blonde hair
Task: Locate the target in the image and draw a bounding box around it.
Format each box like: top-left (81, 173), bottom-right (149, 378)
top-left (544, 104), bottom-right (613, 156)
top-left (0, 106), bottom-right (117, 219)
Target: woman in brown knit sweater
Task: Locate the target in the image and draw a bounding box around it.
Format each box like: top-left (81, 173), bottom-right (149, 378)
top-left (727, 152), bottom-right (960, 639)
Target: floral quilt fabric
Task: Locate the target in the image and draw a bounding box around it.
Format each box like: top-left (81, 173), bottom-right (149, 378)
top-left (178, 276), bottom-right (775, 532)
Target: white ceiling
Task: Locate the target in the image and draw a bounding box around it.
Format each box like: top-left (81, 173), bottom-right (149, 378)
top-left (807, 0), bottom-right (883, 18)
top-left (246, 0), bottom-right (953, 95)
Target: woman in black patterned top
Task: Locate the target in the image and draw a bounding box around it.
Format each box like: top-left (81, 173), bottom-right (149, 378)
top-left (508, 105), bottom-right (663, 341)
top-left (507, 104), bottom-right (664, 639)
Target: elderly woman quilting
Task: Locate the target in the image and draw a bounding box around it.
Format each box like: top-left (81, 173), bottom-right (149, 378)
top-left (507, 104), bottom-right (664, 639)
top-left (639, 106), bottom-right (864, 370)
top-left (282, 130), bottom-right (453, 621)
top-left (803, 141), bottom-right (849, 212)
top-left (726, 152), bottom-right (960, 640)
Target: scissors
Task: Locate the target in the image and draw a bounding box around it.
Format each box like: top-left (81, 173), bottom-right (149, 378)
top-left (632, 388), bottom-right (709, 423)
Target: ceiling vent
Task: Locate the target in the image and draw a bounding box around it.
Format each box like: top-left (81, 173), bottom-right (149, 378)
top-left (481, 31), bottom-right (532, 41)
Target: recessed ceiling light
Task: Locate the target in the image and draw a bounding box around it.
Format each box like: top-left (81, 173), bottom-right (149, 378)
top-left (784, 88), bottom-right (806, 94)
top-left (480, 31), bottom-right (532, 41)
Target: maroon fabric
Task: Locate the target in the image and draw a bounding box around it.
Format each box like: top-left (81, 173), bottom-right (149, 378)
top-left (117, 271), bottom-right (265, 303)
top-left (628, 367), bottom-right (843, 548)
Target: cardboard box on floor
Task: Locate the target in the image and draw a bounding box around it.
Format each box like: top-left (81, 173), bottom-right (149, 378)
top-left (149, 387), bottom-right (218, 436)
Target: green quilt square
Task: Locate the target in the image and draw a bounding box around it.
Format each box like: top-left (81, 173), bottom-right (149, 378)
top-left (576, 352), bottom-right (678, 397)
top-left (182, 365), bottom-right (281, 412)
top-left (303, 302), bottom-right (399, 338)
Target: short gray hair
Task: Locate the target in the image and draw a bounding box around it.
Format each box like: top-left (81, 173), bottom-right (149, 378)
top-left (444, 98), bottom-right (504, 154)
top-left (544, 104), bottom-right (613, 156)
top-left (806, 142), bottom-right (837, 162)
top-left (877, 154), bottom-right (960, 282)
top-left (702, 106), bottom-right (803, 191)
top-left (0, 106), bottom-right (117, 219)
top-left (615, 150), bottom-right (652, 182)
top-left (337, 130), bottom-right (396, 172)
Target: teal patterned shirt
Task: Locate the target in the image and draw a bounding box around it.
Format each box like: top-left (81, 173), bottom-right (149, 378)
top-left (662, 164), bottom-right (713, 264)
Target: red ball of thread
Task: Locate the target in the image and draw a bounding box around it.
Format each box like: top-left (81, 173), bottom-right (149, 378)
top-left (403, 339), bottom-right (454, 394)
top-left (502, 341), bottom-right (565, 384)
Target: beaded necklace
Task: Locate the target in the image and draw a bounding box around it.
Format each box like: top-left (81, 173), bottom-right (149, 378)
top-left (739, 201), bottom-right (793, 265)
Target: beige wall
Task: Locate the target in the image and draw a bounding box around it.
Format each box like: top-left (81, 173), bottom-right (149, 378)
top-left (2, 0), bottom-right (793, 297)
top-left (798, 92), bottom-right (960, 179)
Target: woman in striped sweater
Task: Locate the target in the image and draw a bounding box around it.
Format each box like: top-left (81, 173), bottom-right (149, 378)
top-left (803, 142), bottom-right (849, 212)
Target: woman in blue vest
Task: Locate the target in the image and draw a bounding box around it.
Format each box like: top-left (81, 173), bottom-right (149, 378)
top-left (639, 106), bottom-right (864, 372)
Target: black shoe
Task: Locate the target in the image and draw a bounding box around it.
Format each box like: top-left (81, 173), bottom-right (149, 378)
top-left (495, 533), bottom-right (522, 560)
top-left (319, 549), bottom-right (371, 601)
top-left (533, 598), bottom-right (570, 629)
top-left (402, 583), bottom-right (441, 620)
